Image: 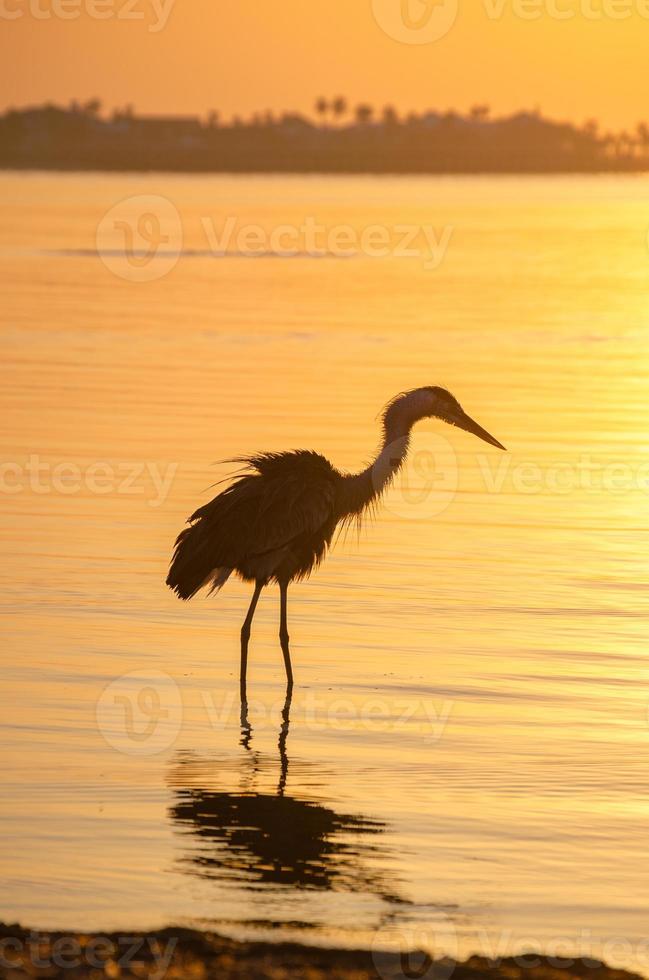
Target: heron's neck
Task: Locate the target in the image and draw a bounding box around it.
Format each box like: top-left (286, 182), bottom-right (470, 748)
top-left (336, 402), bottom-right (419, 521)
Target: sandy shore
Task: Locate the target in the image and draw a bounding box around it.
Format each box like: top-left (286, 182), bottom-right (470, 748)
top-left (0, 924), bottom-right (644, 980)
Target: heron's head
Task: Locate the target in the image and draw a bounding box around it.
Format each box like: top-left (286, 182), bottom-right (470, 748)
top-left (424, 386), bottom-right (506, 449)
top-left (384, 387), bottom-right (506, 450)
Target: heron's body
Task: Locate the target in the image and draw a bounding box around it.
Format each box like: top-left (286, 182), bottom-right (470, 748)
top-left (167, 451), bottom-right (339, 595)
top-left (167, 387), bottom-right (505, 695)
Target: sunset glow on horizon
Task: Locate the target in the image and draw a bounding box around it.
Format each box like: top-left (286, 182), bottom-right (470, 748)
top-left (2, 0), bottom-right (649, 129)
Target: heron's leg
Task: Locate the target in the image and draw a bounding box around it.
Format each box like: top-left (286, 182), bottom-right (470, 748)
top-left (240, 580), bottom-right (263, 702)
top-left (279, 580), bottom-right (294, 690)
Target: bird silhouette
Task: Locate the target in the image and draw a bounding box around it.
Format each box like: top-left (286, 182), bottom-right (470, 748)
top-left (167, 387), bottom-right (505, 696)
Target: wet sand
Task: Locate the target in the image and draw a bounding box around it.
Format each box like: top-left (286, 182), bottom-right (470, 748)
top-left (0, 924), bottom-right (643, 980)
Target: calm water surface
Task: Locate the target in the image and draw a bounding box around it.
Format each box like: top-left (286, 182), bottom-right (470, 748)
top-left (1, 173), bottom-right (649, 971)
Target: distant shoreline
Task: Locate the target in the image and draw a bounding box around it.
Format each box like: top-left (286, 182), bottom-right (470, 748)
top-left (4, 102), bottom-right (649, 178)
top-left (0, 924), bottom-right (645, 980)
top-left (2, 163), bottom-right (649, 176)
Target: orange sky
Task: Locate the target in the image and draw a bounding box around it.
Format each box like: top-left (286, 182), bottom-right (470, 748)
top-left (1, 0), bottom-right (648, 129)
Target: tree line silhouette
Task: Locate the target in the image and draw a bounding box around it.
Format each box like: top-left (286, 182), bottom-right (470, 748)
top-left (1, 96), bottom-right (647, 173)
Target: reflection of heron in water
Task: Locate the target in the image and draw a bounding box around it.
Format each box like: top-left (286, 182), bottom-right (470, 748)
top-left (168, 697), bottom-right (402, 899)
top-left (239, 688), bottom-right (290, 793)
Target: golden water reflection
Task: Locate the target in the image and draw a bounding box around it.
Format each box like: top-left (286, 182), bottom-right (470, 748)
top-left (2, 172), bottom-right (649, 973)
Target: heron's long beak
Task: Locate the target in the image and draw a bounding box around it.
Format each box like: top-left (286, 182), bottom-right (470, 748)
top-left (453, 411), bottom-right (506, 450)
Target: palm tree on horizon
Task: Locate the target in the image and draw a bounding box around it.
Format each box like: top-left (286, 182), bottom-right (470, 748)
top-left (332, 96), bottom-right (347, 126)
top-left (315, 97), bottom-right (329, 127)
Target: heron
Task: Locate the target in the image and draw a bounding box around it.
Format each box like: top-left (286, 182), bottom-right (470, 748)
top-left (167, 387), bottom-right (505, 697)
